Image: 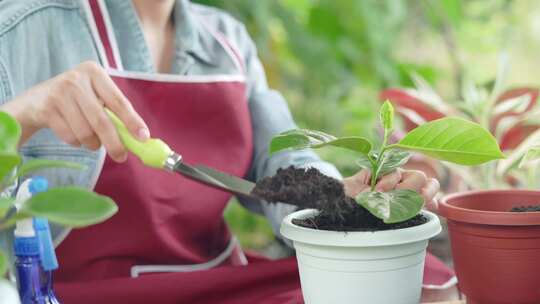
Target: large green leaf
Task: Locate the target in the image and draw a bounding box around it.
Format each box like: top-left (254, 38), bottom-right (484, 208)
top-left (0, 250), bottom-right (6, 277)
top-left (22, 187), bottom-right (118, 228)
top-left (395, 117), bottom-right (504, 165)
top-left (270, 129), bottom-right (372, 154)
top-left (15, 159), bottom-right (85, 180)
top-left (379, 100), bottom-right (394, 132)
top-left (0, 153), bottom-right (21, 184)
top-left (0, 112), bottom-right (21, 153)
top-left (355, 189), bottom-right (424, 223)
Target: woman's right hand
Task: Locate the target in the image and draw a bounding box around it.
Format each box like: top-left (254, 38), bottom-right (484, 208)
top-left (0, 61), bottom-right (149, 162)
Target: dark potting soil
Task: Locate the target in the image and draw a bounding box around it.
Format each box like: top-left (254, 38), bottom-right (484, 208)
top-left (251, 166), bottom-right (427, 231)
top-left (510, 205), bottom-right (540, 212)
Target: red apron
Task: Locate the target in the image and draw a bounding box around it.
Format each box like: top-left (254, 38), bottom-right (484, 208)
top-left (55, 1), bottom-right (304, 303)
top-left (53, 1), bottom-right (455, 303)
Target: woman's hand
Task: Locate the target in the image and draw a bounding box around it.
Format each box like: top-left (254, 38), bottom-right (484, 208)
top-left (0, 61), bottom-right (149, 162)
top-left (343, 169), bottom-right (440, 206)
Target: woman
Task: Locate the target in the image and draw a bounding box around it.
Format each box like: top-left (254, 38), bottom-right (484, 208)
top-left (0, 0), bottom-right (441, 303)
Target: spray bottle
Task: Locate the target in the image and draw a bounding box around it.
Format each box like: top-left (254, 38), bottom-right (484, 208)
top-left (13, 177), bottom-right (60, 304)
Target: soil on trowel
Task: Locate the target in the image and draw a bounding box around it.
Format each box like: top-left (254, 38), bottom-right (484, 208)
top-left (251, 166), bottom-right (427, 231)
top-left (510, 205), bottom-right (540, 212)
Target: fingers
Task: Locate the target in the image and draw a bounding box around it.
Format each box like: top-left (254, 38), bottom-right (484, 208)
top-left (396, 170), bottom-right (428, 192)
top-left (397, 170), bottom-right (440, 207)
top-left (46, 108), bottom-right (80, 147)
top-left (375, 169), bottom-right (402, 192)
top-left (421, 178), bottom-right (440, 204)
top-left (73, 93), bottom-right (128, 162)
top-left (57, 96), bottom-right (100, 150)
top-left (343, 169), bottom-right (371, 197)
top-left (85, 62), bottom-right (149, 140)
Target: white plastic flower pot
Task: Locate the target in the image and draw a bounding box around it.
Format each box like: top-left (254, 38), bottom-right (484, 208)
top-left (280, 209), bottom-right (441, 304)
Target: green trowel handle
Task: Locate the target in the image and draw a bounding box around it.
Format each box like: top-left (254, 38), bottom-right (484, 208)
top-left (106, 109), bottom-right (171, 169)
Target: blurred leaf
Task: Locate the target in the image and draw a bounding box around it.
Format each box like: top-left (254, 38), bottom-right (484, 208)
top-left (409, 73), bottom-right (453, 115)
top-left (489, 52), bottom-right (511, 105)
top-left (380, 100), bottom-right (395, 132)
top-left (14, 159), bottom-right (85, 180)
top-left (519, 146), bottom-right (540, 168)
top-left (270, 129), bottom-right (372, 154)
top-left (355, 189), bottom-right (424, 223)
top-left (397, 118), bottom-right (505, 165)
top-left (0, 153), bottom-right (21, 185)
top-left (0, 112), bottom-right (21, 154)
top-left (0, 250), bottom-right (6, 277)
top-left (498, 129), bottom-right (540, 175)
top-left (397, 63), bottom-right (438, 87)
top-left (22, 187), bottom-right (118, 228)
top-left (0, 197), bottom-right (15, 218)
top-left (493, 94), bottom-right (530, 116)
top-left (0, 112), bottom-right (22, 183)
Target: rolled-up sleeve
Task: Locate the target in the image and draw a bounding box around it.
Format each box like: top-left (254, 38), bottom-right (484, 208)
top-left (234, 24), bottom-right (341, 238)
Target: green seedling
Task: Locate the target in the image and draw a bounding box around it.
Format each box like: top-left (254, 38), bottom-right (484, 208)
top-left (270, 100), bottom-right (505, 224)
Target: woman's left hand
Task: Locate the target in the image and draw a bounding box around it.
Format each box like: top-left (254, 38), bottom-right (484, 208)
top-left (343, 169), bottom-right (440, 205)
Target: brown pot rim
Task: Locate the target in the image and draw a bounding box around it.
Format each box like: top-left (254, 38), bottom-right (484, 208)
top-left (439, 189), bottom-right (540, 226)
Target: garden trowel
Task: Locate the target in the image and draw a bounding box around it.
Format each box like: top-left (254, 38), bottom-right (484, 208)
top-left (106, 110), bottom-right (258, 199)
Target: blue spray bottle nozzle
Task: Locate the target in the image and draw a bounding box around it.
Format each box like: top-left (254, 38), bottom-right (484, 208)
top-left (27, 177), bottom-right (59, 271)
top-left (34, 218), bottom-right (58, 271)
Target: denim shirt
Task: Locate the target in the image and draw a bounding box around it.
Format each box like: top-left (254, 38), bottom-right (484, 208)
top-left (0, 0), bottom-right (341, 255)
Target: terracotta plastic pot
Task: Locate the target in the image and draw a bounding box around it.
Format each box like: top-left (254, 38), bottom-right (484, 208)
top-left (439, 190), bottom-right (540, 304)
top-left (281, 209), bottom-right (441, 304)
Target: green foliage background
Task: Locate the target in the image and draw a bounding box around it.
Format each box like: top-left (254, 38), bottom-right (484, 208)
top-left (192, 0), bottom-right (540, 252)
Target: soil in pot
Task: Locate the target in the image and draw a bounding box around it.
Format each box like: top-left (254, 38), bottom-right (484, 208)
top-left (252, 166), bottom-right (427, 231)
top-left (510, 205), bottom-right (540, 212)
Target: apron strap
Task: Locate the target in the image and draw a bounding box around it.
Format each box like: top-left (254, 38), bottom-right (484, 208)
top-left (84, 0), bottom-right (244, 76)
top-left (129, 237), bottom-right (247, 278)
top-left (83, 0), bottom-right (124, 70)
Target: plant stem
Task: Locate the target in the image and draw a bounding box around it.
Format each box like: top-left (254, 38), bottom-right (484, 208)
top-left (370, 129), bottom-right (391, 191)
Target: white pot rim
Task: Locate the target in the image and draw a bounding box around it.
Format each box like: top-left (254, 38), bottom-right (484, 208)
top-left (280, 209), bottom-right (441, 247)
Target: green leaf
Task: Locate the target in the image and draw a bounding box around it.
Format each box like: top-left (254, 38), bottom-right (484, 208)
top-left (379, 100), bottom-right (394, 132)
top-left (0, 112), bottom-right (22, 183)
top-left (15, 159), bottom-right (85, 179)
top-left (356, 150), bottom-right (410, 176)
top-left (270, 129), bottom-right (372, 155)
top-left (22, 187), bottom-right (118, 228)
top-left (355, 189), bottom-right (424, 223)
top-left (0, 111), bottom-right (21, 153)
top-left (520, 147), bottom-right (540, 168)
top-left (378, 150), bottom-right (411, 176)
top-left (497, 129), bottom-right (540, 176)
top-left (395, 117), bottom-right (505, 165)
top-left (0, 250), bottom-right (6, 277)
top-left (0, 153), bottom-right (21, 184)
top-left (356, 154), bottom-right (373, 170)
top-left (0, 197), bottom-right (15, 218)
